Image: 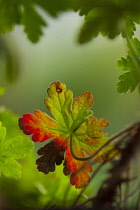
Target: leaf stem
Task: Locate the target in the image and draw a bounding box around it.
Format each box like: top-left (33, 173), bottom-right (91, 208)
top-left (70, 133), bottom-right (89, 161)
top-left (70, 122), bottom-right (140, 161)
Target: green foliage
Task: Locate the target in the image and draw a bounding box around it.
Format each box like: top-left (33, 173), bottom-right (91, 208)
top-left (0, 135), bottom-right (33, 159)
top-left (0, 121), bottom-right (33, 179)
top-left (117, 38), bottom-right (140, 93)
top-left (1, 0), bottom-right (140, 94)
top-left (0, 0), bottom-right (72, 43)
top-left (0, 153), bottom-right (89, 209)
top-left (0, 157), bottom-right (22, 179)
top-left (75, 0), bottom-right (140, 43)
top-left (78, 7), bottom-right (121, 43)
top-left (0, 0), bottom-right (20, 34)
top-left (0, 108), bottom-right (28, 140)
top-left (21, 4), bottom-right (46, 43)
top-left (0, 0), bottom-right (140, 44)
top-left (36, 0), bottom-right (72, 17)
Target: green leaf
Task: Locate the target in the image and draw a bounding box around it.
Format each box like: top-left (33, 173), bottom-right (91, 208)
top-left (125, 18), bottom-right (136, 38)
top-left (0, 0), bottom-right (20, 33)
top-left (0, 121), bottom-right (33, 179)
top-left (76, 0), bottom-right (140, 43)
top-left (0, 0), bottom-right (72, 42)
top-left (0, 157), bottom-right (21, 179)
top-left (117, 38), bottom-right (140, 94)
top-left (129, 38), bottom-right (140, 55)
top-left (117, 71), bottom-right (138, 93)
top-left (0, 108), bottom-right (27, 141)
top-left (21, 5), bottom-right (47, 43)
top-left (1, 0), bottom-right (140, 44)
top-left (78, 7), bottom-right (122, 43)
top-left (0, 136), bottom-right (34, 159)
top-left (117, 55), bottom-right (133, 71)
top-left (36, 0), bottom-right (72, 17)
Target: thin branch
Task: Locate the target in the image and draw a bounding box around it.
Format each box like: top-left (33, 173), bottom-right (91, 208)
top-left (70, 122), bottom-right (140, 161)
top-left (115, 184), bottom-right (140, 209)
top-left (62, 184), bottom-right (71, 208)
top-left (71, 161), bottom-right (105, 207)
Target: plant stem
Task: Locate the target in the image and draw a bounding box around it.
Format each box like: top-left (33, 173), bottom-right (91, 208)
top-left (70, 123), bottom-right (140, 161)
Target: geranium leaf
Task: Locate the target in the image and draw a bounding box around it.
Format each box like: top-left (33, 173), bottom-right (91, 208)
top-left (19, 81), bottom-right (117, 188)
top-left (0, 157), bottom-right (22, 179)
top-left (0, 136), bottom-right (34, 159)
top-left (117, 38), bottom-right (140, 94)
top-left (0, 121), bottom-right (33, 179)
top-left (21, 4), bottom-right (46, 43)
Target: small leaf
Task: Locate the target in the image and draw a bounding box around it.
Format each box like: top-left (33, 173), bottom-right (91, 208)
top-left (19, 81), bottom-right (117, 188)
top-left (117, 56), bottom-right (133, 71)
top-left (117, 71), bottom-right (138, 93)
top-left (117, 38), bottom-right (140, 94)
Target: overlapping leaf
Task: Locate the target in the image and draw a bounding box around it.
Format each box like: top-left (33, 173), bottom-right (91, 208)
top-left (1, 0), bottom-right (140, 44)
top-left (77, 3), bottom-right (138, 44)
top-left (0, 0), bottom-right (72, 43)
top-left (19, 81), bottom-right (117, 188)
top-left (0, 122), bottom-right (33, 179)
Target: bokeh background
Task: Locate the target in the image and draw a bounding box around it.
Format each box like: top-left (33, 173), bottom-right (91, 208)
top-left (0, 10), bottom-right (140, 208)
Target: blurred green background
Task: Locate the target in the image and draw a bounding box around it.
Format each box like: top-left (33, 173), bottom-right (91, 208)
top-left (1, 11), bottom-right (139, 135)
top-left (0, 10), bottom-right (140, 209)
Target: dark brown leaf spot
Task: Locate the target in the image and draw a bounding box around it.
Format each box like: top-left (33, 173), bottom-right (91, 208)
top-left (56, 88), bottom-right (62, 93)
top-left (36, 141), bottom-right (65, 174)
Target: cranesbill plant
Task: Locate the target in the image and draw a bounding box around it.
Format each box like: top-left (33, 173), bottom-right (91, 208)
top-left (19, 81), bottom-right (117, 189)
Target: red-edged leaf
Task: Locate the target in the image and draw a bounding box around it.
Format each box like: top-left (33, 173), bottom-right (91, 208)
top-left (19, 81), bottom-right (116, 188)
